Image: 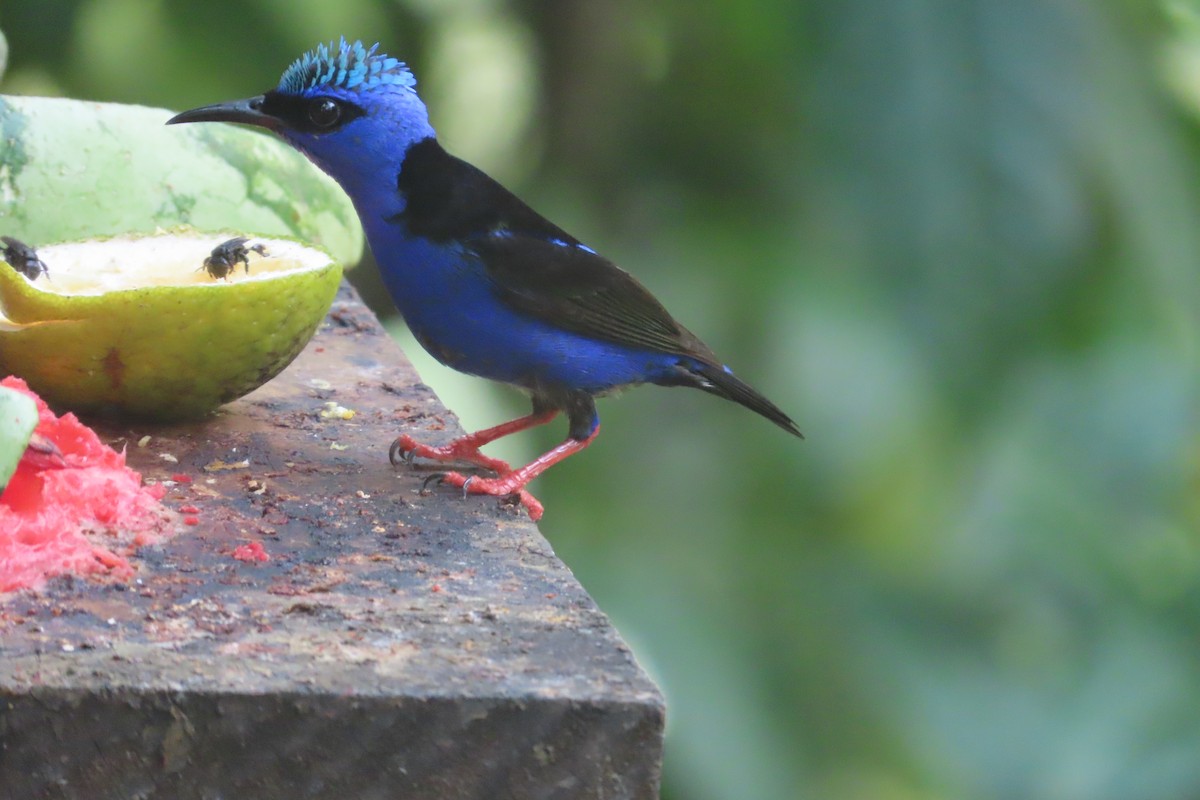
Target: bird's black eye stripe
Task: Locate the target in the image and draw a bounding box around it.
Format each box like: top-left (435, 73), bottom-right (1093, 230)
top-left (259, 91), bottom-right (365, 134)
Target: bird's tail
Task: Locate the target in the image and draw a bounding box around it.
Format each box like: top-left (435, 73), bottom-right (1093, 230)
top-left (689, 361), bottom-right (803, 438)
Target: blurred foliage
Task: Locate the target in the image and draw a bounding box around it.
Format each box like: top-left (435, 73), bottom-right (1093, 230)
top-left (5, 0), bottom-right (1200, 797)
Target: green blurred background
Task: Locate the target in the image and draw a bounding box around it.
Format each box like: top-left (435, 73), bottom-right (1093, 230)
top-left (5, 0), bottom-right (1200, 797)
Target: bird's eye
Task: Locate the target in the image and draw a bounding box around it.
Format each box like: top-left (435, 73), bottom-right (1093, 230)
top-left (307, 98), bottom-right (341, 129)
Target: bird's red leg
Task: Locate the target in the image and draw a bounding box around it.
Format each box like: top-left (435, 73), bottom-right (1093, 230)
top-left (435, 428), bottom-right (600, 521)
top-left (391, 409), bottom-right (559, 473)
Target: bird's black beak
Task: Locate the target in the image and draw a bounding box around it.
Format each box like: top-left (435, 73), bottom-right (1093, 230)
top-left (166, 96), bottom-right (280, 131)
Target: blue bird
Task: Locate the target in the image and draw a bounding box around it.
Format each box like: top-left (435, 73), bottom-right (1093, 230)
top-left (168, 39), bottom-right (801, 519)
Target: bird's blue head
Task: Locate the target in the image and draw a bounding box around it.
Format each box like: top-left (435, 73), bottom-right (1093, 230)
top-left (168, 39), bottom-right (435, 198)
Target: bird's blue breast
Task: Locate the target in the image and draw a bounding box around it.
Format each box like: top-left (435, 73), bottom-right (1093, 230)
top-left (364, 216), bottom-right (680, 394)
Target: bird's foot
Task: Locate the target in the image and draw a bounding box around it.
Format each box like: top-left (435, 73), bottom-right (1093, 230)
top-left (407, 427), bottom-right (595, 522)
top-left (422, 471), bottom-right (545, 521)
top-left (389, 434), bottom-right (512, 473)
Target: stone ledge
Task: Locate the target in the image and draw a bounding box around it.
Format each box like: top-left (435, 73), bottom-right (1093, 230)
top-left (0, 282), bottom-right (664, 800)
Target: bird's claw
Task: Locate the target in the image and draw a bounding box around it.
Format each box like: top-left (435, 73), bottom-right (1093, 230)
top-left (421, 470), bottom-right (545, 520)
top-left (420, 472), bottom-right (447, 494)
top-left (388, 433), bottom-right (512, 473)
top-left (420, 471), bottom-right (476, 500)
top-left (389, 436), bottom-right (416, 466)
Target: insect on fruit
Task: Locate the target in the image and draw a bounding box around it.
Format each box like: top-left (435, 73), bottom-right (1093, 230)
top-left (201, 237), bottom-right (269, 281)
top-left (1, 236), bottom-right (49, 281)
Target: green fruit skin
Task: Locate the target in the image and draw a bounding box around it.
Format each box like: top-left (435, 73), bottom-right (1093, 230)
top-left (0, 262), bottom-right (343, 421)
top-left (0, 386), bottom-right (38, 489)
top-left (0, 95), bottom-right (363, 266)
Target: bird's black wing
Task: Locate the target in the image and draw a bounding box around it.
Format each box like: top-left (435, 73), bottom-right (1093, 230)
top-left (475, 234), bottom-right (714, 357)
top-left (396, 138), bottom-right (713, 358)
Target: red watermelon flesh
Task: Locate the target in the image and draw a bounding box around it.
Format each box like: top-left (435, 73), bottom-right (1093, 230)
top-left (0, 376), bottom-right (171, 593)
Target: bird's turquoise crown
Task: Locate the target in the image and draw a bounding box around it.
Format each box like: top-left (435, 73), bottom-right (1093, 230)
top-left (279, 38), bottom-right (416, 95)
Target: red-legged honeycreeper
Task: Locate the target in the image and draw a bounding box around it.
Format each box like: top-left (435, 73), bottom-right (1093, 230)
top-left (167, 39), bottom-right (801, 520)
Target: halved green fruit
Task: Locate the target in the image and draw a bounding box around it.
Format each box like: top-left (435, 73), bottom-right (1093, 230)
top-left (0, 94), bottom-right (363, 266)
top-left (0, 231), bottom-right (341, 420)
